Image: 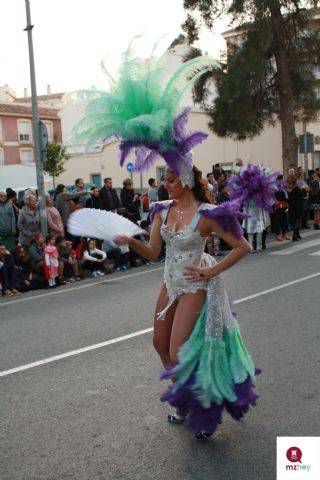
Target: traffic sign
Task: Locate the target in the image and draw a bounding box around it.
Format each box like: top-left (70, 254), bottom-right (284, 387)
top-left (126, 162), bottom-right (134, 172)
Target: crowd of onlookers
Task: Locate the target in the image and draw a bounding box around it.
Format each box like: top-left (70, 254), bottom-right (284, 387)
top-left (207, 161), bottom-right (320, 252)
top-left (0, 176), bottom-right (164, 297)
top-left (1, 164), bottom-right (320, 296)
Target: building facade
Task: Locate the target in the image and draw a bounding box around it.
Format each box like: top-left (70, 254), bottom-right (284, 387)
top-left (0, 85), bottom-right (63, 189)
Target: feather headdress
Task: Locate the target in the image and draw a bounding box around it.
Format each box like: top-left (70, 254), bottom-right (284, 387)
top-left (227, 163), bottom-right (282, 212)
top-left (72, 40), bottom-right (220, 182)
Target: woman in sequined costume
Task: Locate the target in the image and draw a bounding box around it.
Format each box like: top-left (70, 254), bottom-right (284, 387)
top-left (72, 43), bottom-right (259, 440)
top-left (116, 166), bottom-right (259, 440)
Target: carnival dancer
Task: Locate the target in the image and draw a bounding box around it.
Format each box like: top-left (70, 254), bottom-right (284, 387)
top-left (71, 40), bottom-right (259, 439)
top-left (44, 235), bottom-right (59, 288)
top-left (227, 164), bottom-right (281, 252)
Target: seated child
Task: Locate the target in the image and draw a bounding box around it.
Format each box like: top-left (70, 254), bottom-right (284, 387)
top-left (81, 238), bottom-right (107, 278)
top-left (56, 236), bottom-right (81, 282)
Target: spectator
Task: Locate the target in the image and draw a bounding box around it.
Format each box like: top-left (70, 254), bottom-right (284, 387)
top-left (46, 194), bottom-right (64, 237)
top-left (0, 190), bottom-right (17, 251)
top-left (102, 239), bottom-right (127, 272)
top-left (73, 178), bottom-right (91, 206)
top-left (287, 177), bottom-right (304, 241)
top-left (212, 163), bottom-right (222, 181)
top-left (17, 194), bottom-right (40, 246)
top-left (6, 189), bottom-right (20, 231)
top-left (12, 245), bottom-right (45, 292)
top-left (272, 175), bottom-right (291, 241)
top-left (86, 187), bottom-right (104, 209)
top-left (81, 238), bottom-right (107, 277)
top-left (287, 168), bottom-right (296, 181)
top-left (157, 175), bottom-right (169, 201)
top-left (297, 170), bottom-right (310, 229)
top-left (120, 178), bottom-right (141, 224)
top-left (147, 178), bottom-right (158, 205)
top-left (307, 170), bottom-right (317, 187)
top-left (28, 232), bottom-right (45, 275)
top-left (17, 188), bottom-right (37, 209)
top-left (235, 158), bottom-right (244, 167)
top-left (206, 173), bottom-right (218, 201)
top-left (0, 243), bottom-right (20, 296)
top-left (309, 180), bottom-right (320, 230)
top-left (99, 178), bottom-right (121, 212)
top-left (44, 235), bottom-right (60, 288)
top-left (54, 184), bottom-right (88, 242)
top-left (56, 236), bottom-right (81, 281)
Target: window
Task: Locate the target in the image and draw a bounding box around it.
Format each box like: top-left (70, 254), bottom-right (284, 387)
top-left (90, 174), bottom-right (101, 187)
top-left (18, 120), bottom-right (32, 143)
top-left (43, 121), bottom-right (53, 142)
top-left (20, 148), bottom-right (34, 164)
top-left (0, 148), bottom-right (4, 166)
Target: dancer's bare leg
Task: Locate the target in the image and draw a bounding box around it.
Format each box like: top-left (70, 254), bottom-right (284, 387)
top-left (169, 289), bottom-right (206, 365)
top-left (153, 283), bottom-right (177, 368)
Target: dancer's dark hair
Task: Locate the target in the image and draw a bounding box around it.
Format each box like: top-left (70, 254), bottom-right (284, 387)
top-left (192, 166), bottom-right (212, 204)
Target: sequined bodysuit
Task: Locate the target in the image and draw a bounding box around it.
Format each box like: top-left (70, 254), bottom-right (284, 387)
top-left (158, 202), bottom-right (236, 340)
top-left (160, 204), bottom-right (207, 298)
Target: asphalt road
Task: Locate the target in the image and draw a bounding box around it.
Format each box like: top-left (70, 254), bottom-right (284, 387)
top-left (1, 230), bottom-right (320, 480)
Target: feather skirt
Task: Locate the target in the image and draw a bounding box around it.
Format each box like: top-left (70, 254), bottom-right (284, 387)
top-left (160, 303), bottom-right (259, 434)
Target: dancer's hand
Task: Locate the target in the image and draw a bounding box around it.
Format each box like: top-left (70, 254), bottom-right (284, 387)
top-left (114, 235), bottom-right (131, 246)
top-left (184, 265), bottom-right (211, 282)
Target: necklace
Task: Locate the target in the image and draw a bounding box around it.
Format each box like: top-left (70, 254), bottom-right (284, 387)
top-left (174, 206), bottom-right (188, 221)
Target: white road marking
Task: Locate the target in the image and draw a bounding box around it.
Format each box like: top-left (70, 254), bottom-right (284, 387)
top-left (269, 238), bottom-right (320, 255)
top-left (0, 266), bottom-right (164, 307)
top-left (1, 270), bottom-right (320, 378)
top-left (0, 328), bottom-right (153, 377)
top-left (309, 250), bottom-right (320, 256)
top-left (233, 271), bottom-right (320, 303)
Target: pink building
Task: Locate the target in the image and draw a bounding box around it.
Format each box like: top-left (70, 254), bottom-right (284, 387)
top-left (0, 101), bottom-right (62, 166)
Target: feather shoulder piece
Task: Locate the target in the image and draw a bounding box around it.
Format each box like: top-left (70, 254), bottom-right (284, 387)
top-left (149, 200), bottom-right (175, 223)
top-left (227, 164), bottom-right (282, 212)
top-left (199, 200), bottom-right (249, 239)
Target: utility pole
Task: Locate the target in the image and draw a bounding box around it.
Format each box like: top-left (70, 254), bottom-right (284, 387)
top-left (24, 0), bottom-right (47, 235)
top-left (302, 122), bottom-right (308, 173)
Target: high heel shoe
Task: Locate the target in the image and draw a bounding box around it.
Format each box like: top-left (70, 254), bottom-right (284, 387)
top-left (195, 431), bottom-right (213, 440)
top-left (167, 412), bottom-right (186, 424)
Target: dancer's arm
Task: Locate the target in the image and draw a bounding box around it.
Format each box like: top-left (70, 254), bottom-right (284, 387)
top-left (115, 213), bottom-right (163, 261)
top-left (184, 218), bottom-right (250, 282)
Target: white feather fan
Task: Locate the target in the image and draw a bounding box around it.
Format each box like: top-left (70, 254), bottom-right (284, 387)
top-left (67, 209), bottom-right (144, 241)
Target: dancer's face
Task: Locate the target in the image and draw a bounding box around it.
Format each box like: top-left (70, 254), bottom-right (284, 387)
top-left (164, 172), bottom-right (184, 199)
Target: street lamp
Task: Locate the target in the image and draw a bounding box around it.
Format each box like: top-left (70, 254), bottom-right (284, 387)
top-left (24, 0), bottom-right (47, 236)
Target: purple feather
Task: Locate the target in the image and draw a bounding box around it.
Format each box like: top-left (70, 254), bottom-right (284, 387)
top-left (199, 200), bottom-right (249, 239)
top-left (119, 141), bottom-right (137, 166)
top-left (118, 109), bottom-right (208, 176)
top-left (227, 164), bottom-right (282, 212)
top-left (133, 147), bottom-right (160, 172)
top-left (149, 201), bottom-right (174, 223)
top-left (179, 131), bottom-right (208, 156)
top-left (160, 366), bottom-right (259, 433)
top-left (173, 107), bottom-right (191, 141)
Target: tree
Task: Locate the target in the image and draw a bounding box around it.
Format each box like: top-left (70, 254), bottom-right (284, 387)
top-left (182, 0), bottom-right (320, 172)
top-left (43, 135), bottom-right (70, 188)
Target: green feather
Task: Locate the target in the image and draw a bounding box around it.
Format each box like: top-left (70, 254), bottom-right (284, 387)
top-left (173, 304), bottom-right (257, 408)
top-left (71, 41), bottom-right (219, 151)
